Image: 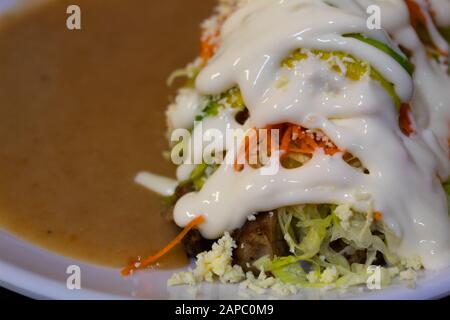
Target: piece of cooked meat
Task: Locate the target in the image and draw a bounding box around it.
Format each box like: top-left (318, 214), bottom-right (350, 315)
top-left (161, 182), bottom-right (215, 257)
top-left (235, 108), bottom-right (250, 125)
top-left (165, 184), bottom-right (287, 266)
top-left (330, 239), bottom-right (386, 266)
top-left (233, 212), bottom-right (288, 273)
top-left (182, 229), bottom-right (215, 257)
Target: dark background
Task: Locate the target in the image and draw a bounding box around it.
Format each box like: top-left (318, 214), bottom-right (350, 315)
top-left (0, 287), bottom-right (29, 300)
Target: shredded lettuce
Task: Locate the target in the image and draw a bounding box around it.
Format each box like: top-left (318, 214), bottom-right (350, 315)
top-left (278, 205), bottom-right (332, 259)
top-left (167, 62), bottom-right (201, 88)
top-left (256, 204), bottom-right (404, 288)
top-left (183, 163), bottom-right (219, 191)
top-left (163, 163), bottom-right (219, 205)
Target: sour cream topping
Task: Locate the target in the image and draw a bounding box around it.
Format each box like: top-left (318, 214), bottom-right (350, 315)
top-left (172, 0), bottom-right (450, 269)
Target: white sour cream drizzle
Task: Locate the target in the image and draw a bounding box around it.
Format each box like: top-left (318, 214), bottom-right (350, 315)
top-left (135, 172), bottom-right (178, 197)
top-left (172, 0), bottom-right (450, 269)
top-left (386, 0), bottom-right (450, 181)
top-left (429, 0), bottom-right (450, 27)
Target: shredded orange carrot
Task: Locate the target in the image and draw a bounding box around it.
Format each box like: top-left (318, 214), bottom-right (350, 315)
top-left (399, 103), bottom-right (415, 136)
top-left (121, 215), bottom-right (205, 276)
top-left (199, 14), bottom-right (229, 63)
top-left (200, 34), bottom-right (218, 62)
top-left (280, 126), bottom-right (293, 152)
top-left (374, 211), bottom-right (383, 222)
top-left (234, 127), bottom-right (257, 172)
top-left (234, 123), bottom-right (341, 171)
top-left (405, 0), bottom-right (426, 28)
top-left (405, 0), bottom-right (448, 56)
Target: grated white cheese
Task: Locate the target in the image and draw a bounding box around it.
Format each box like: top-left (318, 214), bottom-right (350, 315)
top-left (306, 271), bottom-right (319, 283)
top-left (166, 88), bottom-right (205, 130)
top-left (401, 256), bottom-right (423, 271)
top-left (399, 269), bottom-right (417, 283)
top-left (168, 232), bottom-right (245, 286)
top-left (168, 234), bottom-right (300, 296)
top-left (167, 270), bottom-right (197, 287)
top-left (320, 266), bottom-right (339, 284)
top-left (239, 271), bottom-right (298, 296)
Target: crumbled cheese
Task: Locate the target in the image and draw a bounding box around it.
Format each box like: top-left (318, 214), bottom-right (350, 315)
top-left (166, 88), bottom-right (204, 130)
top-left (306, 271), bottom-right (319, 283)
top-left (271, 282), bottom-right (298, 296)
top-left (247, 214), bottom-right (257, 221)
top-left (401, 256), bottom-right (423, 271)
top-left (400, 269), bottom-right (417, 282)
top-left (167, 270), bottom-right (197, 286)
top-left (387, 267), bottom-right (400, 277)
top-left (239, 271), bottom-right (297, 296)
top-left (221, 265), bottom-right (247, 284)
top-left (320, 266), bottom-right (339, 284)
top-left (167, 232), bottom-right (245, 286)
top-left (399, 268), bottom-right (418, 288)
top-left (201, 16), bottom-right (221, 39)
top-left (334, 204), bottom-right (353, 230)
top-left (399, 257), bottom-right (422, 288)
top-left (168, 216), bottom-right (420, 296)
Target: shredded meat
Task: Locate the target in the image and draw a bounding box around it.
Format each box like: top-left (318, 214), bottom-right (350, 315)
top-left (330, 239), bottom-right (386, 266)
top-left (232, 212), bottom-right (288, 273)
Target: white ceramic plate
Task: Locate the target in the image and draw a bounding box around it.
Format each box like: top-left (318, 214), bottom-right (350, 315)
top-left (1, 0), bottom-right (449, 300)
top-left (1, 230), bottom-right (450, 300)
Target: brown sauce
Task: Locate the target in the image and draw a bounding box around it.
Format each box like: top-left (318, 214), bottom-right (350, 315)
top-left (0, 0), bottom-right (213, 268)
